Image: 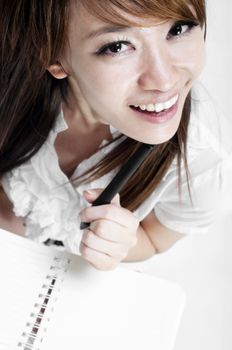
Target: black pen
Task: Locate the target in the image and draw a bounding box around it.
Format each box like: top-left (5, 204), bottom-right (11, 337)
top-left (80, 142), bottom-right (154, 230)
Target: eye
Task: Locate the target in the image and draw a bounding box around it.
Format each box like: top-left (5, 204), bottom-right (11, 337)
top-left (167, 21), bottom-right (198, 39)
top-left (96, 40), bottom-right (134, 56)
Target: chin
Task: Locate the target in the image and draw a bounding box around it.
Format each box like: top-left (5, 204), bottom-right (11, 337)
top-left (134, 127), bottom-right (179, 145)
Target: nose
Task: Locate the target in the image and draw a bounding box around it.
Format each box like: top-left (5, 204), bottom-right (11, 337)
top-left (137, 45), bottom-right (179, 92)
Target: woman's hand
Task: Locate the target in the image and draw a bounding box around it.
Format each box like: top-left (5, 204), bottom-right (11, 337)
top-left (79, 189), bottom-right (139, 270)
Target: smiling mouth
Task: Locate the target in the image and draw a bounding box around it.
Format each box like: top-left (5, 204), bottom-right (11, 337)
top-left (129, 95), bottom-right (179, 125)
top-left (129, 95), bottom-right (179, 114)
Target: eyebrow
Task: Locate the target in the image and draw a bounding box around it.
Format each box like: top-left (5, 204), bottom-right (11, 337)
top-left (82, 25), bottom-right (131, 41)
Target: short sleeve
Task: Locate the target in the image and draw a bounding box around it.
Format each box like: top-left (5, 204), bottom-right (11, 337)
top-left (154, 160), bottom-right (224, 234)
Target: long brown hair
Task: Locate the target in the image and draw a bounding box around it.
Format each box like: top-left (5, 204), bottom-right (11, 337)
top-left (0, 0), bottom-right (206, 211)
top-left (0, 1), bottom-right (70, 172)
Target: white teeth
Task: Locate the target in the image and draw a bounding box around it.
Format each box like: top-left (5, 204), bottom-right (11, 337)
top-left (154, 103), bottom-right (164, 113)
top-left (147, 104), bottom-right (156, 112)
top-left (133, 95), bottom-right (178, 113)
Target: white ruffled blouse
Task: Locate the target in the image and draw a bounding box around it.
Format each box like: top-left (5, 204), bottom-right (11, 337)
top-left (2, 82), bottom-right (232, 255)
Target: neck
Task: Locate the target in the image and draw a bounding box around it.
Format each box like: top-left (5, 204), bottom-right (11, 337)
top-left (63, 79), bottom-right (103, 133)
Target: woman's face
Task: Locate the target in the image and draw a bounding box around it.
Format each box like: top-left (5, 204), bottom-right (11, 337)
top-left (62, 4), bottom-right (205, 144)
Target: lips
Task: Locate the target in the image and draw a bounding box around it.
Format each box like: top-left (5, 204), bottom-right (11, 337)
top-left (130, 95), bottom-right (179, 113)
top-left (130, 96), bottom-right (179, 124)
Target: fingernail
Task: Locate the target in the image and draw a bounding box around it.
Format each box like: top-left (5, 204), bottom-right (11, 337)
top-left (84, 189), bottom-right (96, 195)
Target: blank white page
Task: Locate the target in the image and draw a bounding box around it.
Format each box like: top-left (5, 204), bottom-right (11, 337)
top-left (0, 229), bottom-right (186, 350)
top-left (42, 254), bottom-right (186, 350)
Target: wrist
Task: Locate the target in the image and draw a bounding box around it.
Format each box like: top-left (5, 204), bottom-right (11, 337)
top-left (123, 224), bottom-right (157, 262)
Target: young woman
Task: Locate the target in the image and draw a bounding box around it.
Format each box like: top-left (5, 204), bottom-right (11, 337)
top-left (0, 0), bottom-right (228, 270)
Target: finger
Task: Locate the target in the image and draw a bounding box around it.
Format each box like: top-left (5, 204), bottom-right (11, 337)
top-left (83, 188), bottom-right (120, 207)
top-left (89, 219), bottom-right (137, 245)
top-left (80, 205), bottom-right (138, 229)
top-left (83, 188), bottom-right (103, 203)
top-left (79, 242), bottom-right (120, 271)
top-left (81, 229), bottom-right (128, 260)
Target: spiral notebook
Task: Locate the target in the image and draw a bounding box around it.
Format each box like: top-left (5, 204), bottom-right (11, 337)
top-left (0, 229), bottom-right (186, 350)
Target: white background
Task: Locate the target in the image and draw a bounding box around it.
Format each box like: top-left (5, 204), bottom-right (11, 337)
top-left (201, 1), bottom-right (232, 116)
top-left (134, 2), bottom-right (232, 350)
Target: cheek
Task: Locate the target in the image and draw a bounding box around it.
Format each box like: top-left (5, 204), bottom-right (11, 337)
top-left (74, 63), bottom-right (133, 106)
top-left (171, 35), bottom-right (206, 79)
top-left (189, 42), bottom-right (206, 78)
top-left (183, 36), bottom-right (206, 78)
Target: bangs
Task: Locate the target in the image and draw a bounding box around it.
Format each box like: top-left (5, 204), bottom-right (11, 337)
top-left (78, 0), bottom-right (206, 28)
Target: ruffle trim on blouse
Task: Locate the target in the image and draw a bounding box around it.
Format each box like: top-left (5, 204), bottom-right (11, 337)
top-left (1, 112), bottom-right (120, 254)
top-left (2, 113), bottom-right (78, 247)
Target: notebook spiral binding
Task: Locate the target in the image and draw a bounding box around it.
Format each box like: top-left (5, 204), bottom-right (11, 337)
top-left (17, 255), bottom-right (71, 350)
